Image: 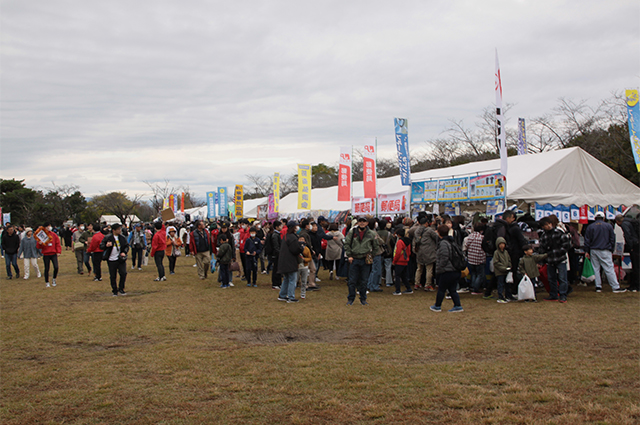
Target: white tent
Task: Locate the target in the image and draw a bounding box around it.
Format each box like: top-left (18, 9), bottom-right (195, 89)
top-left (100, 215), bottom-right (140, 225)
top-left (275, 147), bottom-right (639, 214)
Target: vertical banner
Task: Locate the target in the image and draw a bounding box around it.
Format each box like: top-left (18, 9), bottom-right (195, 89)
top-left (394, 118), bottom-right (411, 185)
top-left (579, 205), bottom-right (588, 224)
top-left (517, 118), bottom-right (527, 155)
top-left (180, 192), bottom-right (185, 212)
top-left (218, 187), bottom-right (228, 217)
top-left (234, 185), bottom-right (244, 219)
top-left (363, 141), bottom-right (377, 199)
top-left (168, 194), bottom-right (175, 212)
top-left (495, 49), bottom-right (508, 178)
top-left (625, 89), bottom-right (640, 172)
top-left (561, 205), bottom-right (570, 223)
top-left (338, 146), bottom-right (352, 202)
top-left (2, 212), bottom-right (10, 225)
top-left (297, 164), bottom-right (311, 210)
top-left (268, 193), bottom-right (277, 219)
top-left (162, 197), bottom-right (169, 210)
top-left (206, 192), bottom-right (216, 219)
top-left (273, 173), bottom-right (280, 213)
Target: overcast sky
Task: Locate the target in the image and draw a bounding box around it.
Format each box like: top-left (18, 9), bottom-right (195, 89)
top-left (1, 0), bottom-right (638, 200)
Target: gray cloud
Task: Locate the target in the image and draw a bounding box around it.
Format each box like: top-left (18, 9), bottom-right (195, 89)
top-left (1, 0), bottom-right (638, 198)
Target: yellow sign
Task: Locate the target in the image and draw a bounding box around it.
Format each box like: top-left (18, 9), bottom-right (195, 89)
top-left (626, 89), bottom-right (639, 107)
top-left (297, 164), bottom-right (311, 210)
top-left (234, 185), bottom-right (244, 219)
top-left (273, 172), bottom-right (280, 213)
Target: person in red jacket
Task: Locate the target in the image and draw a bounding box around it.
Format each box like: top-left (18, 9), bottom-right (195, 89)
top-left (87, 225), bottom-right (107, 281)
top-left (237, 219), bottom-right (251, 280)
top-left (392, 228), bottom-right (413, 295)
top-left (150, 221), bottom-right (167, 281)
top-left (36, 223), bottom-right (62, 288)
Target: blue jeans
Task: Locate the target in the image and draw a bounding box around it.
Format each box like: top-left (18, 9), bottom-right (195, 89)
top-left (547, 261), bottom-right (568, 298)
top-left (279, 271), bottom-right (298, 300)
top-left (348, 258), bottom-right (371, 302)
top-left (469, 263), bottom-right (485, 293)
top-left (5, 253), bottom-right (19, 277)
top-left (367, 255), bottom-right (382, 290)
top-left (496, 274), bottom-right (508, 299)
top-left (383, 257), bottom-right (392, 285)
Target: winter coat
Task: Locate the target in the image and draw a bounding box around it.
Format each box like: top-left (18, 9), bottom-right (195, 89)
top-left (539, 227), bottom-right (572, 265)
top-left (268, 231), bottom-right (282, 258)
top-left (584, 219), bottom-right (615, 252)
top-left (127, 230), bottom-right (147, 249)
top-left (392, 237), bottom-right (411, 266)
top-left (278, 233), bottom-right (305, 274)
top-left (413, 225), bottom-right (438, 265)
top-left (620, 217), bottom-right (639, 250)
top-left (344, 227), bottom-right (379, 259)
top-left (518, 253), bottom-right (548, 278)
top-left (150, 227), bottom-right (166, 256)
top-left (237, 227), bottom-right (250, 253)
top-left (300, 245), bottom-right (313, 268)
top-left (37, 231), bottom-right (61, 256)
top-left (325, 231), bottom-right (344, 261)
top-left (165, 236), bottom-right (183, 256)
top-left (493, 237), bottom-right (512, 276)
top-left (1, 231), bottom-right (20, 255)
top-left (506, 222), bottom-right (529, 258)
top-left (435, 236), bottom-right (457, 275)
top-left (99, 234), bottom-right (129, 261)
top-left (217, 242), bottom-right (233, 264)
top-left (88, 232), bottom-right (105, 253)
top-left (244, 237), bottom-right (262, 257)
top-left (18, 236), bottom-right (40, 259)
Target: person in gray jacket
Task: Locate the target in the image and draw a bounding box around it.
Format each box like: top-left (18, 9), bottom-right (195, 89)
top-left (430, 225), bottom-right (464, 313)
top-left (18, 228), bottom-right (41, 279)
top-left (413, 215), bottom-right (438, 291)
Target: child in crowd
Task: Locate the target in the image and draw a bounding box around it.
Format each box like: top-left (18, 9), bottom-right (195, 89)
top-left (217, 234), bottom-right (233, 288)
top-left (298, 236), bottom-right (313, 299)
top-left (518, 245), bottom-right (547, 289)
top-left (244, 227), bottom-right (262, 287)
top-left (493, 236), bottom-right (513, 303)
top-left (392, 228), bottom-right (413, 295)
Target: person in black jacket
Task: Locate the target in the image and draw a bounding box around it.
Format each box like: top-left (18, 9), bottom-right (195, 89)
top-left (503, 210), bottom-right (528, 294)
top-left (1, 225), bottom-right (20, 279)
top-left (100, 223), bottom-right (130, 296)
top-left (615, 214), bottom-right (639, 291)
top-left (277, 221), bottom-right (305, 303)
top-left (269, 221), bottom-right (283, 289)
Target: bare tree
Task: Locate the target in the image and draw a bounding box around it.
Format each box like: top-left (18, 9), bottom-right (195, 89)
top-left (92, 192), bottom-right (143, 227)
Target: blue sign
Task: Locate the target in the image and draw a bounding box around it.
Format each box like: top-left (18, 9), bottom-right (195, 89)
top-left (218, 187), bottom-right (228, 217)
top-left (394, 118), bottom-right (411, 186)
top-left (206, 192), bottom-right (216, 219)
top-left (625, 90), bottom-right (640, 172)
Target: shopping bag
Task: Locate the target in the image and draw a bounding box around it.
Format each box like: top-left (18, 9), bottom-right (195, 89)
top-left (210, 257), bottom-right (217, 274)
top-left (614, 264), bottom-right (626, 281)
top-left (505, 272), bottom-right (513, 284)
top-left (518, 275), bottom-right (536, 301)
top-left (581, 257), bottom-right (595, 283)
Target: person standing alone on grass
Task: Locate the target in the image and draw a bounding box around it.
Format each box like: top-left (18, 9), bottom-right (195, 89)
top-left (37, 223), bottom-right (61, 288)
top-left (189, 220), bottom-right (212, 280)
top-left (88, 225), bottom-right (106, 281)
top-left (244, 227), bottom-right (262, 287)
top-left (277, 221), bottom-right (305, 303)
top-left (584, 212), bottom-right (627, 293)
top-left (539, 216), bottom-right (573, 302)
top-left (430, 225), bottom-right (464, 313)
top-left (217, 234), bottom-right (233, 288)
top-left (18, 228), bottom-right (41, 280)
top-left (127, 224), bottom-right (146, 271)
top-left (1, 224), bottom-right (20, 279)
top-left (344, 217), bottom-right (379, 306)
top-left (165, 226), bottom-right (182, 275)
top-left (150, 221), bottom-right (167, 281)
top-left (100, 223), bottom-right (129, 296)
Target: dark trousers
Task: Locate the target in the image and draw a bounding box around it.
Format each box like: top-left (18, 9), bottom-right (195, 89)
top-left (168, 255), bottom-right (177, 273)
top-left (240, 252), bottom-right (247, 277)
top-left (408, 254), bottom-right (417, 284)
top-left (43, 255), bottom-right (58, 282)
top-left (627, 247), bottom-right (639, 290)
top-left (219, 263), bottom-right (230, 286)
top-left (92, 252), bottom-right (103, 279)
top-left (154, 251), bottom-right (165, 278)
top-left (184, 243), bottom-right (190, 256)
top-left (484, 256), bottom-right (494, 296)
top-left (271, 256), bottom-right (282, 287)
top-left (107, 260), bottom-right (127, 294)
top-left (75, 249), bottom-right (85, 273)
top-left (394, 264), bottom-right (411, 292)
top-left (347, 258), bottom-right (371, 302)
top-left (435, 271), bottom-right (462, 307)
top-left (496, 274), bottom-right (508, 299)
top-left (5, 253), bottom-right (19, 277)
top-left (245, 255), bottom-right (257, 284)
top-left (131, 247), bottom-right (143, 268)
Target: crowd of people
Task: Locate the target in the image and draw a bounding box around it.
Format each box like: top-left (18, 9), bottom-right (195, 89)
top-left (1, 207), bottom-right (637, 309)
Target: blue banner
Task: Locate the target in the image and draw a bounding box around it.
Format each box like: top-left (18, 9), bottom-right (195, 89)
top-left (517, 118), bottom-right (527, 155)
top-left (218, 187), bottom-right (228, 217)
top-left (394, 118), bottom-right (411, 186)
top-left (206, 192), bottom-right (216, 219)
top-left (625, 89), bottom-right (640, 172)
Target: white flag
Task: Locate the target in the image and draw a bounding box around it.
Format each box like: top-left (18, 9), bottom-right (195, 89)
top-left (495, 49), bottom-right (507, 179)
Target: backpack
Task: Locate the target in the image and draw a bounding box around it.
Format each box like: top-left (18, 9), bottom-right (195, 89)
top-left (481, 222), bottom-right (501, 255)
top-left (449, 241), bottom-right (467, 271)
top-left (264, 232), bottom-right (274, 256)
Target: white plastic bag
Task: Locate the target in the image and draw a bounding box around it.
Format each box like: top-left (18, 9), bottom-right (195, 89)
top-left (518, 275), bottom-right (536, 301)
top-left (505, 271), bottom-right (513, 284)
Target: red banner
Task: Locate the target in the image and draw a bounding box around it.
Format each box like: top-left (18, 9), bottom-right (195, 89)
top-left (363, 143), bottom-right (376, 199)
top-left (338, 146), bottom-right (352, 202)
top-left (180, 192), bottom-right (185, 212)
top-left (579, 205), bottom-right (588, 224)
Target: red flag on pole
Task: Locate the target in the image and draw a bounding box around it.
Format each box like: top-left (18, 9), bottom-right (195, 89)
top-left (363, 141), bottom-right (377, 200)
top-left (338, 146), bottom-right (352, 202)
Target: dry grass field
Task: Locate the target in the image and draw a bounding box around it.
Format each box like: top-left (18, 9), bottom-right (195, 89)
top-left (1, 250), bottom-right (639, 424)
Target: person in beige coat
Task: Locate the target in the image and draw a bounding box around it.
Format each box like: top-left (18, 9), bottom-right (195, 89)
top-left (325, 224), bottom-right (344, 280)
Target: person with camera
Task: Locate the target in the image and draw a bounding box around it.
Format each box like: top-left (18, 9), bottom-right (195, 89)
top-left (100, 223), bottom-right (130, 296)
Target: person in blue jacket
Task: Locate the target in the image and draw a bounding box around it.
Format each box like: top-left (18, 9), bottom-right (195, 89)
top-left (244, 226), bottom-right (263, 287)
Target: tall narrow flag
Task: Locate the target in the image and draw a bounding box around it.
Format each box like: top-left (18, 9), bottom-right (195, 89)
top-left (298, 164), bottom-right (311, 210)
top-left (273, 173), bottom-right (280, 213)
top-left (234, 185), bottom-right (244, 219)
top-left (625, 89), bottom-right (640, 172)
top-left (168, 194), bottom-right (176, 212)
top-left (162, 197), bottom-right (169, 210)
top-left (495, 49), bottom-right (508, 178)
top-left (338, 146), bottom-right (352, 202)
top-left (218, 187), bottom-right (228, 217)
top-left (180, 192), bottom-right (185, 212)
top-left (517, 118), bottom-right (527, 155)
top-left (206, 192), bottom-right (216, 219)
top-left (363, 141), bottom-right (377, 199)
top-left (394, 118), bottom-right (411, 186)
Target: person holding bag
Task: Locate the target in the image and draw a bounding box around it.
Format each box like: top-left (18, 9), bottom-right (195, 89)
top-left (165, 226), bottom-right (182, 275)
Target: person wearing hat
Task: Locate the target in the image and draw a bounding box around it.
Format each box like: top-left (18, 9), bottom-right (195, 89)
top-left (127, 224), bottom-right (147, 271)
top-left (17, 227), bottom-right (41, 280)
top-left (165, 226), bottom-right (183, 275)
top-left (584, 211), bottom-right (626, 293)
top-left (99, 223), bottom-right (129, 296)
top-left (344, 217), bottom-right (379, 306)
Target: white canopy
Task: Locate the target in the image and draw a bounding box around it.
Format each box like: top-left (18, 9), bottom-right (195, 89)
top-left (100, 215), bottom-right (140, 225)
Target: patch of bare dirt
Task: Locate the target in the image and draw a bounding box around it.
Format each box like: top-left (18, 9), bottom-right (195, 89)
top-left (228, 329), bottom-right (389, 346)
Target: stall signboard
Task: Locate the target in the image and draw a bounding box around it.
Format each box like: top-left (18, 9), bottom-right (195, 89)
top-left (570, 205), bottom-right (580, 222)
top-left (487, 200), bottom-right (505, 216)
top-left (378, 191), bottom-right (409, 214)
top-left (443, 202), bottom-right (456, 216)
top-left (351, 197), bottom-right (375, 215)
top-left (437, 177), bottom-right (469, 202)
top-left (469, 173), bottom-right (505, 201)
top-left (561, 205), bottom-right (570, 223)
top-left (411, 180), bottom-right (439, 203)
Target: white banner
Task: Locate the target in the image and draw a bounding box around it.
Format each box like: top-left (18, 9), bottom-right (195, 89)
top-left (495, 49), bottom-right (508, 179)
top-left (378, 191), bottom-right (409, 215)
top-left (351, 197), bottom-right (375, 216)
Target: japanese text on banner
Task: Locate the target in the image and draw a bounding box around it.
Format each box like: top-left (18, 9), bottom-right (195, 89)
top-left (378, 191), bottom-right (409, 214)
top-left (218, 187), bottom-right (228, 217)
top-left (206, 192), bottom-right (216, 218)
top-left (394, 118), bottom-right (411, 185)
top-left (234, 185), bottom-right (244, 219)
top-left (351, 197), bottom-right (375, 215)
top-left (297, 164), bottom-right (311, 210)
top-left (338, 146), bottom-right (352, 202)
top-left (625, 89), bottom-right (640, 172)
top-left (273, 173), bottom-right (280, 213)
top-left (363, 143), bottom-right (376, 199)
